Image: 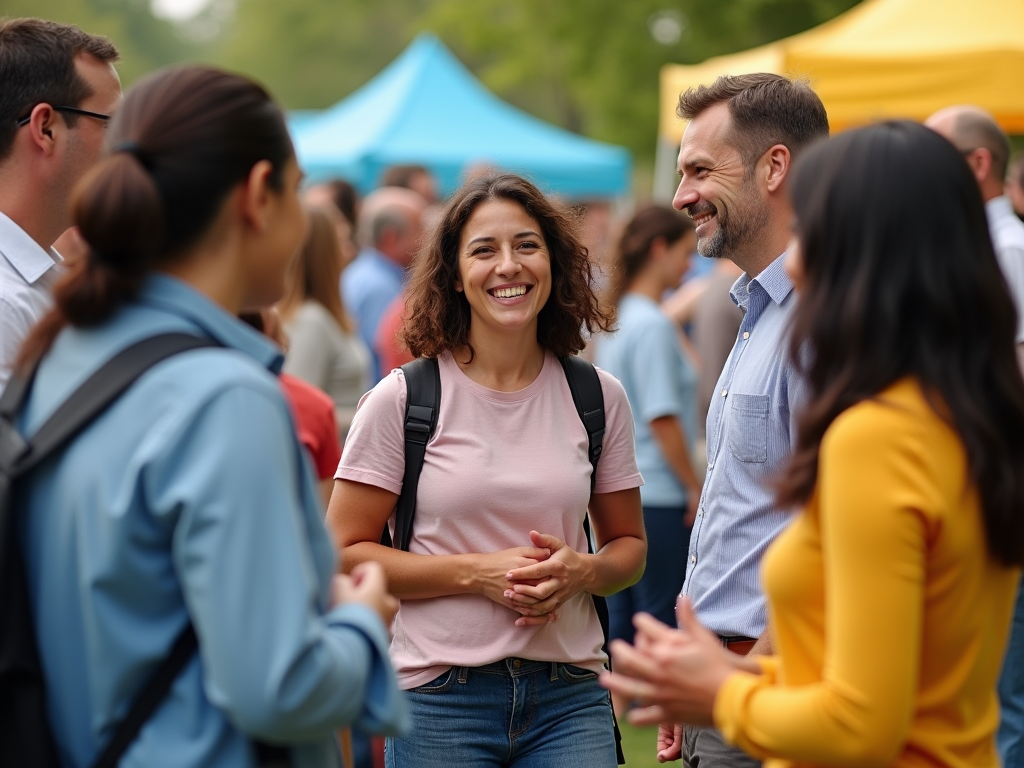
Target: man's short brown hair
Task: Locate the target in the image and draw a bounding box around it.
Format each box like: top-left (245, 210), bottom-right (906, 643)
top-left (0, 17), bottom-right (119, 162)
top-left (677, 73), bottom-right (829, 170)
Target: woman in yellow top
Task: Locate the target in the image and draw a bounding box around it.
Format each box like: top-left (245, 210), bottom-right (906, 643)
top-left (601, 120), bottom-right (1024, 767)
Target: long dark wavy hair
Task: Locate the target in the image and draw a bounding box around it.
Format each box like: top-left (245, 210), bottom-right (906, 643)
top-left (777, 120), bottom-right (1024, 567)
top-left (401, 173), bottom-right (614, 360)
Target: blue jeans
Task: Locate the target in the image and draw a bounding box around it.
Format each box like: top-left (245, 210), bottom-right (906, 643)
top-left (1000, 575), bottom-right (1024, 767)
top-left (608, 505), bottom-right (691, 642)
top-left (385, 658), bottom-right (617, 768)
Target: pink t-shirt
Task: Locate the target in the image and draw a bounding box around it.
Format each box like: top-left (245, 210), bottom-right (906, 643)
top-left (337, 350), bottom-right (642, 689)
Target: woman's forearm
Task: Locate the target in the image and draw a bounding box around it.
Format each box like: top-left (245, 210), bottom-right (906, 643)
top-left (340, 542), bottom-right (481, 600)
top-left (586, 535), bottom-right (648, 596)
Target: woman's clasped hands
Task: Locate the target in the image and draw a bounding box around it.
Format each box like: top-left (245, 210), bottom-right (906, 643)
top-left (499, 530), bottom-right (593, 627)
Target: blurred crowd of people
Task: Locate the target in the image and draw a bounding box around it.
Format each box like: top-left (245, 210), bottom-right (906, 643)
top-left (4, 15), bottom-right (1024, 768)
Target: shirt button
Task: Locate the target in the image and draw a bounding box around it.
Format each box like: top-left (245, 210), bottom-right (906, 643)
top-left (742, 332), bottom-right (750, 340)
top-left (721, 389), bottom-right (728, 397)
top-left (708, 461), bottom-right (714, 470)
top-left (690, 555), bottom-right (697, 564)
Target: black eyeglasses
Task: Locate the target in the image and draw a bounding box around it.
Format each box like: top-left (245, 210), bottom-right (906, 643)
top-left (15, 105), bottom-right (111, 128)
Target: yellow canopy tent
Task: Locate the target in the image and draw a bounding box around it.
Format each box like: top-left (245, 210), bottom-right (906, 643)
top-left (660, 0), bottom-right (1024, 143)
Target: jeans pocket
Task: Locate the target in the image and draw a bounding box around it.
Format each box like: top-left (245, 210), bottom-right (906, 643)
top-left (727, 393), bottom-right (769, 463)
top-left (409, 667), bottom-right (457, 694)
top-left (558, 663), bottom-right (600, 683)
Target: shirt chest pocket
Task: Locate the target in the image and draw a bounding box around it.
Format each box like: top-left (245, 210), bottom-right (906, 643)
top-left (727, 393), bottom-right (769, 463)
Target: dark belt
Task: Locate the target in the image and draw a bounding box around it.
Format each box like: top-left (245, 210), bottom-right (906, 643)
top-left (718, 635), bottom-right (756, 656)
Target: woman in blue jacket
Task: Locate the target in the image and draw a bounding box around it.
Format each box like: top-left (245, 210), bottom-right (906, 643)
top-left (14, 66), bottom-right (405, 767)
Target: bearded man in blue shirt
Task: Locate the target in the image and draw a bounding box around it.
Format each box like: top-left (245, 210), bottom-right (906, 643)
top-left (661, 73), bottom-right (829, 768)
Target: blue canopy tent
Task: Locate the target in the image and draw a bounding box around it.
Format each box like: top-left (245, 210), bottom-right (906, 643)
top-left (292, 34), bottom-right (631, 198)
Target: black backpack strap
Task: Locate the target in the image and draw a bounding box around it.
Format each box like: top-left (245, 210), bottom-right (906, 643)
top-left (391, 357), bottom-right (441, 552)
top-left (558, 355), bottom-right (605, 497)
top-left (558, 355), bottom-right (625, 764)
top-left (0, 334), bottom-right (217, 768)
top-left (89, 624), bottom-right (197, 768)
top-left (3, 333), bottom-right (219, 478)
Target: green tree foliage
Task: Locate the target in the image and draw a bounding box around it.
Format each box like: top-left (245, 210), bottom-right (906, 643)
top-left (422, 0), bottom-right (863, 163)
top-left (3, 0), bottom-right (864, 162)
top-left (217, 0), bottom-right (431, 109)
top-left (0, 0), bottom-right (198, 85)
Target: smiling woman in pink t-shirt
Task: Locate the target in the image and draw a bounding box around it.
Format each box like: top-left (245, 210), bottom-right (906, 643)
top-left (327, 173), bottom-right (647, 768)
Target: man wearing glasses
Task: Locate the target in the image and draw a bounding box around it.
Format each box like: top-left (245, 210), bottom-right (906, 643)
top-left (0, 18), bottom-right (120, 388)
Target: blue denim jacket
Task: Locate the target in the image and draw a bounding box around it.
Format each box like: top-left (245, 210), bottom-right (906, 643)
top-left (17, 274), bottom-right (407, 768)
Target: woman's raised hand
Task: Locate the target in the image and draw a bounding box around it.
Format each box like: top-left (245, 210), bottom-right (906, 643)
top-left (599, 599), bottom-right (737, 727)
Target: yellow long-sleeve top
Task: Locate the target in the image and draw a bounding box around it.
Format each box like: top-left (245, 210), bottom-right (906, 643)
top-left (714, 378), bottom-right (1020, 768)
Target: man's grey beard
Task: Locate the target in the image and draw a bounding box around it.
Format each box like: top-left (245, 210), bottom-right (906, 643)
top-left (697, 227), bottom-right (727, 260)
top-left (696, 193), bottom-right (772, 262)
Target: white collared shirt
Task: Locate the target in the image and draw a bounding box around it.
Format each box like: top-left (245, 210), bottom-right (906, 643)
top-left (0, 210), bottom-right (62, 389)
top-left (986, 195), bottom-right (1024, 344)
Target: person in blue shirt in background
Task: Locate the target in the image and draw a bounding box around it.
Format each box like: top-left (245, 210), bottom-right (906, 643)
top-left (341, 186), bottom-right (426, 382)
top-left (595, 204), bottom-right (702, 719)
top-left (13, 65), bottom-right (406, 768)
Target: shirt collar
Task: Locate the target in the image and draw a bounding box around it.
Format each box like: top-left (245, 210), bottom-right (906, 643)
top-left (140, 274), bottom-right (284, 374)
top-left (986, 195), bottom-right (1014, 223)
top-left (730, 251), bottom-right (793, 309)
top-left (0, 210), bottom-right (61, 284)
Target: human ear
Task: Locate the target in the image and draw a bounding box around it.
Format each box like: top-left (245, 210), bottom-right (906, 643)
top-left (25, 105), bottom-right (60, 155)
top-left (764, 145), bottom-right (791, 193)
top-left (241, 160), bottom-right (275, 233)
top-left (970, 148), bottom-right (994, 186)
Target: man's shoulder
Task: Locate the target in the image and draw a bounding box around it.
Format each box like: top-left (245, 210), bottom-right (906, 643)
top-left (993, 211), bottom-right (1024, 253)
top-left (0, 259), bottom-right (54, 325)
top-left (0, 213), bottom-right (60, 285)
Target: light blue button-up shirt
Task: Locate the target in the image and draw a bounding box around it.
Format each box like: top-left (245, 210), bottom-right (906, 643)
top-left (595, 293), bottom-right (697, 507)
top-left (682, 253), bottom-right (805, 638)
top-left (17, 275), bottom-right (406, 768)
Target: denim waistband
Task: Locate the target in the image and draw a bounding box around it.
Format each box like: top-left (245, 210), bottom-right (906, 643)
top-left (458, 658), bottom-right (561, 681)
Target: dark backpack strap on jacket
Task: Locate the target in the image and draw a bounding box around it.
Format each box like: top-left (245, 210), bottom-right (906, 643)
top-left (4, 333), bottom-right (220, 477)
top-left (392, 357), bottom-right (441, 552)
top-left (89, 624), bottom-right (198, 768)
top-left (0, 333), bottom-right (217, 768)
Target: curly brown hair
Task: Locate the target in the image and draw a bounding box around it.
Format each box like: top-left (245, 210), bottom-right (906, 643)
top-left (400, 173), bottom-right (614, 359)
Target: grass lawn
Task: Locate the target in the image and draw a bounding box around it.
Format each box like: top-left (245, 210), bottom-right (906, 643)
top-left (618, 720), bottom-right (666, 767)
